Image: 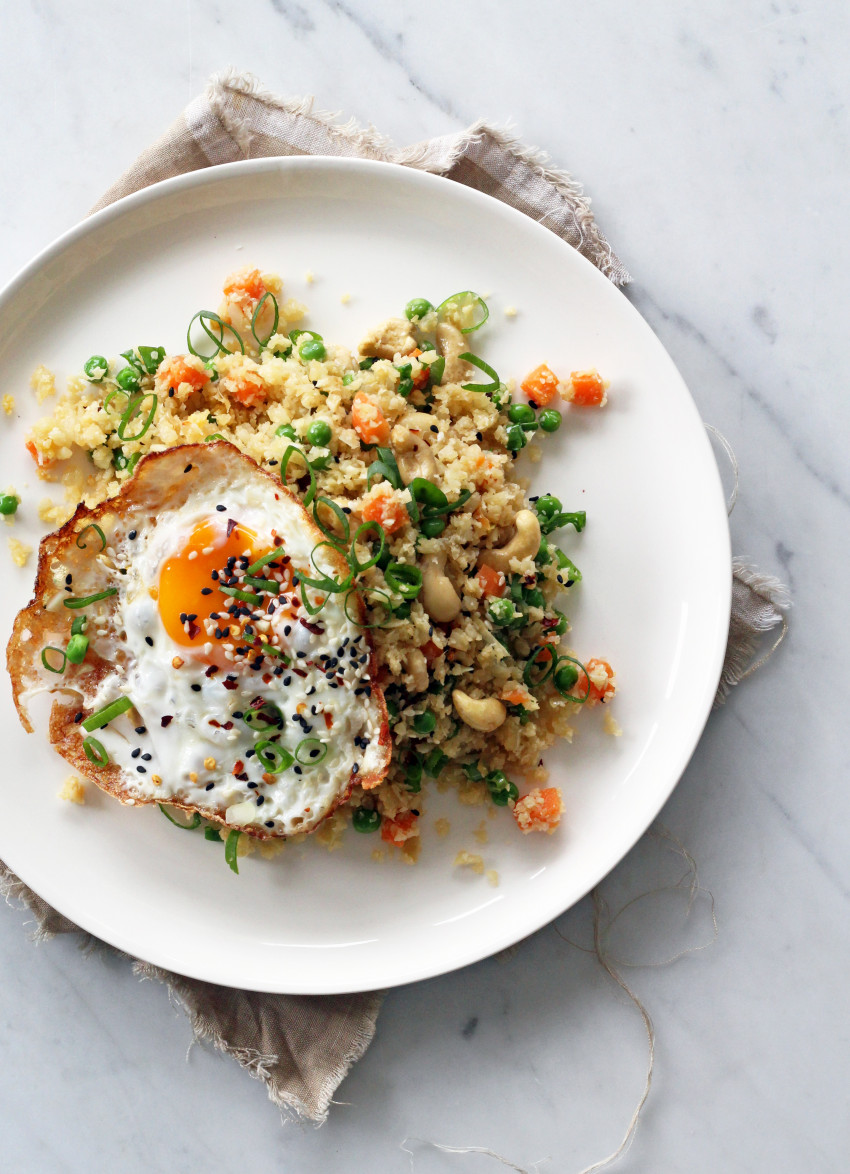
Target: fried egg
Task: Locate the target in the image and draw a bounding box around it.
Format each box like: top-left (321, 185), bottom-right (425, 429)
top-left (7, 443), bottom-right (390, 837)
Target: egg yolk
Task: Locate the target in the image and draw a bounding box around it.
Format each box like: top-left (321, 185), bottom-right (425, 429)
top-left (158, 518), bottom-right (270, 655)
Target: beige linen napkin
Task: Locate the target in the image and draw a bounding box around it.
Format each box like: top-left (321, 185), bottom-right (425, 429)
top-left (0, 70), bottom-right (789, 1123)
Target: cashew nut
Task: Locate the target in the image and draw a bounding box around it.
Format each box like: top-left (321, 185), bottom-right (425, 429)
top-left (421, 553), bottom-right (462, 622)
top-left (452, 690), bottom-right (507, 733)
top-left (436, 322), bottom-right (471, 385)
top-left (397, 446), bottom-right (437, 484)
top-left (478, 509), bottom-right (541, 573)
top-left (405, 648), bottom-right (429, 694)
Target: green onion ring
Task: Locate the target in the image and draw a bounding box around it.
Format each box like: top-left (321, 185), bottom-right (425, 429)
top-left (70, 616), bottom-right (87, 636)
top-left (420, 488), bottom-right (473, 518)
top-left (554, 655), bottom-right (592, 703)
top-left (459, 353), bottom-right (501, 394)
top-left (75, 523), bottom-right (106, 551)
top-left (298, 580), bottom-right (329, 617)
top-left (384, 562), bottom-right (423, 599)
top-left (205, 827), bottom-right (222, 842)
top-left (102, 386), bottom-right (134, 414)
top-left (367, 447), bottom-right (402, 491)
top-left (289, 329), bottom-right (323, 344)
top-left (82, 696), bottom-right (133, 732)
top-left (250, 291), bottom-right (280, 348)
top-left (425, 355), bottom-right (445, 385)
top-left (522, 643), bottom-right (558, 689)
top-left (204, 432), bottom-right (226, 442)
top-left (260, 643), bottom-right (290, 663)
top-left (295, 737), bottom-right (328, 766)
top-left (225, 829), bottom-right (241, 874)
top-left (348, 521), bottom-right (386, 574)
top-left (63, 588), bottom-right (118, 610)
top-left (312, 495), bottom-right (351, 549)
top-left (280, 444), bottom-right (317, 507)
top-left (187, 310), bottom-right (245, 359)
top-left (158, 804), bottom-right (201, 830)
top-left (138, 345), bottom-right (166, 374)
top-left (41, 646), bottom-right (67, 674)
top-left (436, 291), bottom-right (489, 334)
top-left (343, 585), bottom-right (392, 628)
top-left (117, 392), bottom-right (157, 442)
top-left (255, 740), bottom-right (294, 774)
top-left (242, 702), bottom-right (285, 731)
top-left (83, 736), bottom-right (109, 766)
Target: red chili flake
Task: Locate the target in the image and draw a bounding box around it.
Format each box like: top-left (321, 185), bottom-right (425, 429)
top-left (187, 621), bottom-right (200, 640)
top-left (205, 665), bottom-right (219, 677)
top-left (223, 721), bottom-right (233, 731)
top-left (226, 518), bottom-right (238, 537)
top-left (262, 673), bottom-right (273, 684)
top-left (222, 679), bottom-right (238, 691)
top-left (292, 668), bottom-right (308, 678)
top-left (161, 715), bottom-right (173, 727)
top-left (232, 760), bottom-right (245, 776)
top-left (249, 696), bottom-right (266, 709)
top-left (323, 713), bottom-right (333, 730)
top-left (299, 619), bottom-right (324, 635)
top-left (262, 772), bottom-right (276, 784)
top-left (208, 719), bottom-right (221, 728)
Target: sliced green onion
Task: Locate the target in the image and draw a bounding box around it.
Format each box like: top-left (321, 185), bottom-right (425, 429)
top-left (205, 432), bottom-right (226, 442)
top-left (219, 586), bottom-right (261, 605)
top-left (296, 541), bottom-right (354, 594)
top-left (251, 291), bottom-right (280, 348)
top-left (103, 386), bottom-right (134, 414)
top-left (242, 574), bottom-right (279, 595)
top-left (137, 345), bottom-right (166, 374)
top-left (82, 695), bottom-right (133, 732)
top-left (425, 355), bottom-right (445, 385)
top-left (117, 393), bottom-right (157, 442)
top-left (437, 291), bottom-right (489, 334)
top-left (312, 496), bottom-right (350, 549)
top-left (403, 752), bottom-right (424, 792)
top-left (75, 523), bottom-right (106, 551)
top-left (83, 736), bottom-right (109, 766)
top-left (295, 737), bottom-right (328, 766)
top-left (255, 740), bottom-right (294, 774)
top-left (205, 827), bottom-right (223, 842)
top-left (554, 655), bottom-right (592, 703)
top-left (343, 585), bottom-right (392, 629)
top-left (460, 353), bottom-right (501, 394)
top-left (555, 550), bottom-right (582, 583)
top-left (384, 562), bottom-right (422, 598)
top-left (410, 478), bottom-right (447, 510)
top-left (348, 521), bottom-right (387, 574)
top-left (260, 643), bottom-right (290, 663)
top-left (486, 770), bottom-right (519, 807)
top-left (158, 804), bottom-right (201, 830)
top-left (276, 422), bottom-right (297, 440)
top-left (423, 747), bottom-right (448, 777)
top-left (225, 829), bottom-right (241, 874)
top-left (280, 444), bottom-right (317, 507)
top-left (70, 616), bottom-right (87, 636)
top-left (187, 310), bottom-right (245, 359)
top-left (359, 357), bottom-right (376, 370)
top-left (120, 348), bottom-right (144, 372)
top-left (243, 703), bottom-right (284, 730)
top-left (41, 646), bottom-right (67, 674)
top-left (63, 588), bottom-right (118, 609)
top-left (352, 807), bottom-right (382, 832)
top-left (289, 329), bottom-right (323, 345)
top-left (246, 545), bottom-right (286, 576)
top-left (65, 633), bottom-right (89, 665)
top-left (367, 448), bottom-right (402, 491)
top-left (419, 488), bottom-right (473, 518)
top-left (342, 372), bottom-right (355, 386)
top-left (523, 644), bottom-right (558, 688)
top-left (462, 762), bottom-right (484, 781)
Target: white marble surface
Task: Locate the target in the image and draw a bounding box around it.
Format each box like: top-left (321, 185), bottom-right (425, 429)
top-left (1, 2), bottom-right (847, 1170)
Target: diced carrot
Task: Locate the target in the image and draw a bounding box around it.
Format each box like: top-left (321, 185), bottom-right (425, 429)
top-left (222, 268), bottom-right (266, 301)
top-left (512, 787), bottom-right (564, 834)
top-left (352, 391), bottom-right (390, 445)
top-left (25, 439), bottom-right (40, 463)
top-left (534, 646), bottom-right (553, 663)
top-left (520, 363), bottom-right (560, 407)
top-left (421, 639), bottom-right (442, 663)
top-left (410, 348), bottom-right (422, 358)
top-left (157, 356), bottom-right (210, 392)
top-left (501, 688), bottom-right (530, 707)
top-left (567, 369), bottom-right (607, 407)
top-left (476, 564), bottom-right (506, 597)
top-left (381, 810), bottom-right (419, 846)
top-left (227, 374), bottom-right (268, 409)
top-left (585, 658), bottom-right (616, 705)
top-left (412, 366), bottom-right (431, 390)
top-left (361, 486), bottom-right (407, 534)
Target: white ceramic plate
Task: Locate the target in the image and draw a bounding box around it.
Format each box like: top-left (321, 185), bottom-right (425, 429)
top-left (0, 158), bottom-right (730, 994)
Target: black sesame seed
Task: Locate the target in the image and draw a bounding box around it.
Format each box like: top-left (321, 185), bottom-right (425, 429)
top-left (65, 573), bottom-right (73, 585)
top-left (256, 795), bottom-right (265, 806)
top-left (128, 530), bottom-right (137, 540)
top-left (233, 710), bottom-right (244, 719)
top-left (145, 636), bottom-right (154, 647)
top-left (265, 820), bottom-right (275, 828)
top-left (201, 587), bottom-right (212, 595)
top-left (476, 431), bottom-right (483, 441)
top-left (430, 424), bottom-right (438, 433)
top-left (352, 764), bottom-right (359, 774)
top-left (283, 677), bottom-right (292, 686)
top-left (216, 504), bottom-right (226, 512)
top-left (131, 748), bottom-right (141, 759)
top-left (284, 625), bottom-right (292, 636)
top-left (136, 766), bottom-right (146, 774)
top-left (184, 463), bottom-right (193, 473)
top-left (211, 570), bottom-right (219, 581)
top-left (141, 753), bottom-right (152, 761)
top-left (246, 749), bottom-right (255, 758)
top-left (205, 782), bottom-right (215, 791)
top-left (247, 781), bottom-right (258, 789)
top-left (168, 388), bottom-right (174, 397)
top-left (134, 726), bottom-right (146, 735)
top-left (293, 765), bottom-right (303, 775)
top-left (191, 683), bottom-right (201, 692)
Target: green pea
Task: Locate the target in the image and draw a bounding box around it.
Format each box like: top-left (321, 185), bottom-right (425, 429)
top-left (554, 662), bottom-right (579, 692)
top-left (84, 355), bottom-right (108, 383)
top-left (405, 298), bottom-right (434, 321)
top-left (507, 403), bottom-right (536, 425)
top-left (307, 420), bottom-right (332, 446)
top-left (553, 610), bottom-right (569, 635)
top-left (299, 338), bottom-right (327, 362)
top-left (420, 517), bottom-right (446, 538)
top-left (275, 423), bottom-right (297, 440)
top-left (0, 494), bottom-right (19, 516)
top-left (506, 424), bottom-right (527, 452)
top-left (116, 366), bottom-right (141, 392)
top-left (404, 757), bottom-right (423, 793)
top-left (342, 372), bottom-right (355, 386)
top-left (486, 770), bottom-right (519, 806)
top-left (412, 711), bottom-right (436, 735)
top-left (65, 633), bottom-right (89, 665)
top-left (539, 409), bottom-right (562, 433)
top-left (489, 598), bottom-right (518, 627)
top-left (535, 494), bottom-right (562, 521)
top-left (352, 807), bottom-right (382, 833)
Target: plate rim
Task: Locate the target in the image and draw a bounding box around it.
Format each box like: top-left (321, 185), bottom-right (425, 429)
top-left (0, 155), bottom-right (731, 992)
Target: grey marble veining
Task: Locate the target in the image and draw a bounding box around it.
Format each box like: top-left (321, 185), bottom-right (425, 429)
top-left (2, 1), bottom-right (849, 1171)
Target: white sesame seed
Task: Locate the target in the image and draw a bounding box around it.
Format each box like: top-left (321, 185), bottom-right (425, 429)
top-left (187, 551), bottom-right (198, 561)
